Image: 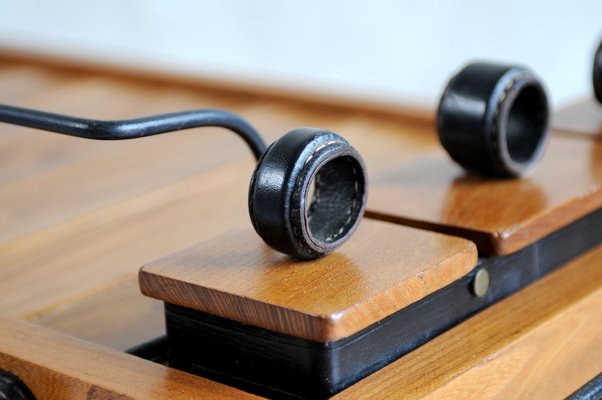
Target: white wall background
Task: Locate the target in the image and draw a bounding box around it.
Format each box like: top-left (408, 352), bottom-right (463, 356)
top-left (0, 1), bottom-right (601, 108)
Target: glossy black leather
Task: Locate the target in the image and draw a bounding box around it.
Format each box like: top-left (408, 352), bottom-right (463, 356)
top-left (249, 128), bottom-right (367, 260)
top-left (437, 62), bottom-right (550, 178)
top-left (0, 370), bottom-right (36, 400)
top-left (594, 41), bottom-right (602, 104)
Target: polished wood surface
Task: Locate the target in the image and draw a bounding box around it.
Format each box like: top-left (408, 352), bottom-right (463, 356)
top-left (553, 98), bottom-right (602, 137)
top-left (140, 219), bottom-right (477, 341)
top-left (0, 316), bottom-right (259, 400)
top-left (367, 136), bottom-right (602, 255)
top-left (0, 53), bottom-right (600, 399)
top-left (336, 242), bottom-right (602, 399)
top-left (33, 276), bottom-right (164, 351)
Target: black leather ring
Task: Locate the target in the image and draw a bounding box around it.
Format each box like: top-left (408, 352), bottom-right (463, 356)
top-left (437, 62), bottom-right (550, 178)
top-left (594, 41), bottom-right (602, 103)
top-left (249, 128), bottom-right (367, 260)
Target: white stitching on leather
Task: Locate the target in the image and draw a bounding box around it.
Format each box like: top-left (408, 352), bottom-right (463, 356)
top-left (324, 164), bottom-right (360, 242)
top-left (292, 140), bottom-right (345, 250)
top-left (491, 73), bottom-right (525, 173)
top-left (292, 140), bottom-right (362, 251)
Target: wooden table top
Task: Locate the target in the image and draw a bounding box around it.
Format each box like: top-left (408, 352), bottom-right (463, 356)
top-left (0, 50), bottom-right (601, 399)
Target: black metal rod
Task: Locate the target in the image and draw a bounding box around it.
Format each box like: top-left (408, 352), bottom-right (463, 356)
top-left (0, 104), bottom-right (267, 160)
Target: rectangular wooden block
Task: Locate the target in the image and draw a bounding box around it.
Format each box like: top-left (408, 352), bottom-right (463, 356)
top-left (139, 219), bottom-right (477, 342)
top-left (367, 136), bottom-right (602, 256)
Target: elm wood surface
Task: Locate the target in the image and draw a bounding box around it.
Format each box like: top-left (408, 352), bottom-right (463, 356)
top-left (1, 53), bottom-right (601, 399)
top-left (335, 242), bottom-right (602, 400)
top-left (33, 276), bottom-right (164, 351)
top-left (553, 98), bottom-right (602, 137)
top-left (0, 316), bottom-right (259, 400)
top-left (140, 219), bottom-right (478, 342)
top-left (367, 136), bottom-right (602, 256)
top-left (2, 161), bottom-right (252, 319)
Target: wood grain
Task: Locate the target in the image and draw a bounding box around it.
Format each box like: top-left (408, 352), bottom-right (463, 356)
top-left (367, 136), bottom-right (602, 255)
top-left (335, 242), bottom-right (602, 400)
top-left (140, 219), bottom-right (477, 341)
top-left (553, 98), bottom-right (602, 137)
top-left (0, 316), bottom-right (259, 400)
top-left (0, 107), bottom-right (260, 244)
top-left (32, 276), bottom-right (164, 351)
top-left (0, 161), bottom-right (251, 318)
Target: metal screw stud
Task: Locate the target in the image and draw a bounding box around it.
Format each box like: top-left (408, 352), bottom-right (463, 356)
top-left (472, 268), bottom-right (490, 298)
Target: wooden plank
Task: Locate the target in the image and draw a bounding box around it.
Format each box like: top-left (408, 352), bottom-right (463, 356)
top-left (0, 316), bottom-right (260, 400)
top-left (32, 276), bottom-right (164, 351)
top-left (553, 98), bottom-right (602, 137)
top-left (140, 219), bottom-right (477, 342)
top-left (0, 78), bottom-right (167, 185)
top-left (0, 160), bottom-right (252, 318)
top-left (0, 84), bottom-right (263, 243)
top-left (335, 243), bottom-right (602, 399)
top-left (367, 136), bottom-right (602, 255)
top-left (0, 128), bottom-right (249, 243)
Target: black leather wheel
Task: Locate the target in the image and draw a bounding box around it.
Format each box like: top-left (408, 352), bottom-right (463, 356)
top-left (249, 128), bottom-right (367, 260)
top-left (593, 41), bottom-right (602, 104)
top-left (437, 62), bottom-right (550, 178)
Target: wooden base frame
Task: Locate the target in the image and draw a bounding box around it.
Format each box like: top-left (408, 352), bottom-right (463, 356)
top-left (162, 206), bottom-right (602, 399)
